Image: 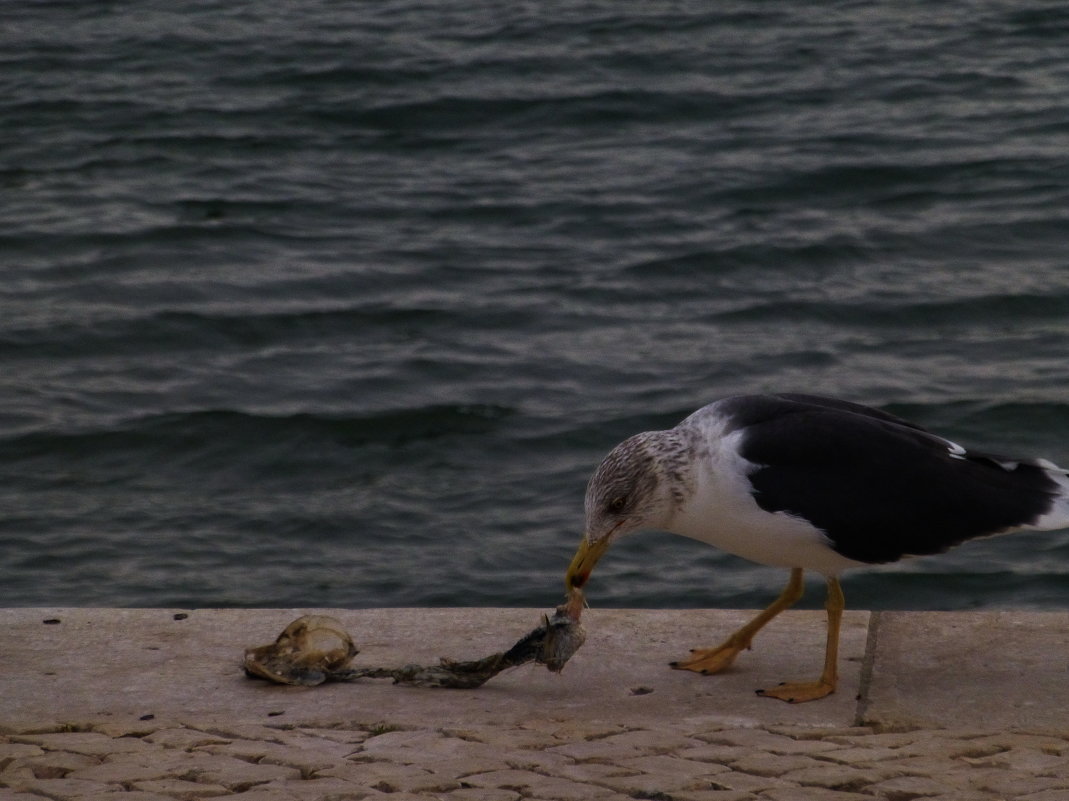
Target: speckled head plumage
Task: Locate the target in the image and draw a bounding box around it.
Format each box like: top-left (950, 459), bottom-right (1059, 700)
top-left (584, 432), bottom-right (663, 539)
top-left (567, 427), bottom-right (697, 590)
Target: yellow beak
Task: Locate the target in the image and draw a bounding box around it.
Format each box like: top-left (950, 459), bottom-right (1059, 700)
top-left (564, 536), bottom-right (611, 592)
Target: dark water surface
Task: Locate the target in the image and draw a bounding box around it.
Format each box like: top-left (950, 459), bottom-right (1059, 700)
top-left (4, 1), bottom-right (1069, 610)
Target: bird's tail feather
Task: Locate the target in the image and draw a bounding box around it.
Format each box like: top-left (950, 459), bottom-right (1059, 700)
top-left (1030, 459), bottom-right (1069, 531)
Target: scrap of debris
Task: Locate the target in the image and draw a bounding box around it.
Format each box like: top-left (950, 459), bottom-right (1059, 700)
top-left (243, 614), bottom-right (360, 686)
top-left (243, 591), bottom-right (586, 689)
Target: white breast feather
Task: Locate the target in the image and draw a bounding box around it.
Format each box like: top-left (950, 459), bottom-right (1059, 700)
top-left (667, 423), bottom-right (865, 576)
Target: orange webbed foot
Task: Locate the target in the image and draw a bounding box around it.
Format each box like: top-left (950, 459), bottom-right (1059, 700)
top-left (755, 679), bottom-right (836, 704)
top-left (669, 640), bottom-right (748, 674)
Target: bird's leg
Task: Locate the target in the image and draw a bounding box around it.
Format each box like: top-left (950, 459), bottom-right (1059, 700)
top-left (756, 576), bottom-right (843, 703)
top-left (671, 568), bottom-right (805, 675)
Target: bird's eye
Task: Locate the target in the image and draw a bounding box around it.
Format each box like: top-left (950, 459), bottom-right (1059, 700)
top-left (608, 496), bottom-right (627, 513)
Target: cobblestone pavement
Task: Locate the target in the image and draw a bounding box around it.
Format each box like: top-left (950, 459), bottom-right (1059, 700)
top-left (4, 719), bottom-right (1069, 801)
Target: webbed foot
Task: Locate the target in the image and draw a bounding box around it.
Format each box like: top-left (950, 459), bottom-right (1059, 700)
top-left (755, 679), bottom-right (835, 704)
top-left (669, 640), bottom-right (748, 674)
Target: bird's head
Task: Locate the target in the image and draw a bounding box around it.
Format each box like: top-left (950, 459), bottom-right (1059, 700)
top-left (565, 430), bottom-right (685, 592)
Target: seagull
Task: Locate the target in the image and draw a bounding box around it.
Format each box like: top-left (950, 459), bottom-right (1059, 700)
top-left (564, 393), bottom-right (1069, 702)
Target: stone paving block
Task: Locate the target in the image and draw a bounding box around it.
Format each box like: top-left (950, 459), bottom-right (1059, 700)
top-left (446, 788), bottom-right (523, 801)
top-left (528, 783), bottom-right (626, 801)
top-left (727, 752), bottom-right (823, 777)
top-left (547, 737), bottom-right (647, 762)
top-left (762, 738), bottom-right (841, 756)
top-left (0, 722), bottom-right (67, 736)
top-left (882, 755), bottom-right (978, 781)
top-left (675, 743), bottom-right (752, 765)
top-left (700, 729), bottom-right (805, 751)
top-left (452, 725), bottom-right (558, 751)
top-left (62, 750), bottom-right (200, 784)
top-left (422, 757), bottom-right (516, 784)
top-left (598, 728), bottom-right (705, 754)
top-left (671, 791), bottom-right (758, 801)
top-left (546, 761), bottom-right (637, 783)
top-left (145, 727), bottom-right (233, 749)
top-left (319, 760), bottom-right (446, 793)
top-left (0, 760), bottom-right (35, 783)
top-left (360, 729), bottom-right (445, 754)
top-left (819, 745), bottom-right (901, 764)
top-left (132, 777), bottom-right (232, 799)
top-left (613, 753), bottom-right (733, 779)
top-left (1017, 791), bottom-right (1069, 801)
top-left (964, 746), bottom-right (1069, 773)
top-left (460, 768), bottom-right (613, 799)
top-left (596, 770), bottom-right (726, 796)
top-left (968, 770), bottom-right (1069, 798)
top-left (88, 722), bottom-right (162, 738)
top-left (458, 767), bottom-right (560, 789)
top-left (267, 726), bottom-right (365, 751)
top-left (2, 776), bottom-right (123, 799)
top-left (893, 735), bottom-right (1005, 761)
top-left (186, 723), bottom-right (295, 743)
top-left (359, 729), bottom-right (508, 771)
top-left (777, 762), bottom-right (899, 792)
top-left (295, 727), bottom-right (372, 746)
top-left (521, 721), bottom-right (634, 742)
top-left (0, 743), bottom-right (45, 769)
top-left (370, 753), bottom-right (509, 781)
top-left (824, 730), bottom-right (929, 749)
top-left (498, 744), bottom-right (573, 773)
top-left (760, 788), bottom-right (876, 801)
top-left (72, 792), bottom-right (175, 801)
top-left (14, 749), bottom-right (99, 779)
top-left (967, 732), bottom-right (1069, 756)
top-left (522, 796), bottom-right (634, 801)
top-left (767, 726), bottom-right (873, 740)
top-left (1038, 763), bottom-right (1069, 780)
top-left (206, 789), bottom-right (304, 801)
top-left (704, 769), bottom-right (792, 793)
top-left (188, 754), bottom-right (302, 788)
top-left (9, 731), bottom-right (153, 756)
top-left (260, 776), bottom-right (388, 800)
top-left (753, 740), bottom-right (838, 758)
top-left (866, 774), bottom-right (959, 798)
top-left (70, 750), bottom-right (300, 788)
top-left (528, 794), bottom-right (636, 801)
top-left (196, 739), bottom-right (350, 773)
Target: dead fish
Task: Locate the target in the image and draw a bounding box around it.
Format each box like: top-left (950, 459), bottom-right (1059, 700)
top-left (243, 615), bottom-right (358, 686)
top-left (395, 590), bottom-right (587, 688)
top-left (543, 587), bottom-right (587, 669)
top-left (501, 592), bottom-right (586, 673)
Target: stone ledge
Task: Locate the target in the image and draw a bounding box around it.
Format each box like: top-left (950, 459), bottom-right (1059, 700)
top-left (1, 608), bottom-right (1067, 732)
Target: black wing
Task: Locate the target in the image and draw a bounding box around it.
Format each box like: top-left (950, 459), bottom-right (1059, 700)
top-left (722, 395), bottom-right (1061, 564)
